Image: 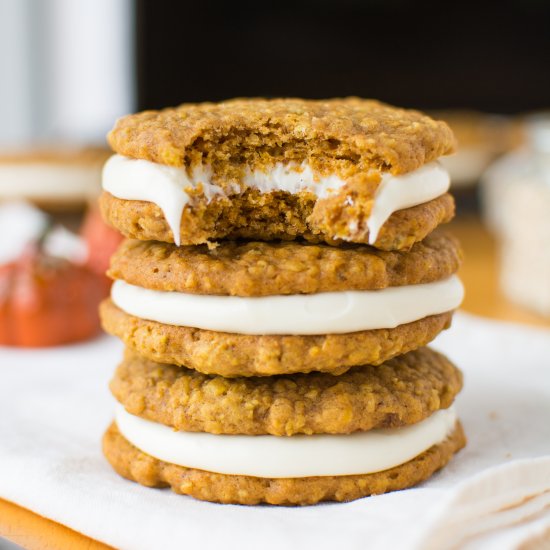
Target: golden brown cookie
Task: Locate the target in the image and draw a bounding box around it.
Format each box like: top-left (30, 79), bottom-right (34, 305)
top-left (108, 98), bottom-right (455, 175)
top-left (101, 300), bottom-right (453, 377)
top-left (102, 421), bottom-right (466, 505)
top-left (99, 190), bottom-right (455, 250)
top-left (109, 231), bottom-right (462, 296)
top-left (111, 347), bottom-right (462, 436)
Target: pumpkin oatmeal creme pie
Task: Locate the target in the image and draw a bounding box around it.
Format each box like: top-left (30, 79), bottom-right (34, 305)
top-left (100, 231), bottom-right (464, 377)
top-left (103, 347), bottom-right (466, 505)
top-left (0, 147), bottom-right (110, 209)
top-left (100, 98), bottom-right (456, 250)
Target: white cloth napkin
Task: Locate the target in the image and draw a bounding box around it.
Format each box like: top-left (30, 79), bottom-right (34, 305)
top-left (1, 312), bottom-right (549, 550)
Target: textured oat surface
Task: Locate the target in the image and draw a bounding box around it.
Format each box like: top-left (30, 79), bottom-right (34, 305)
top-left (101, 300), bottom-right (453, 376)
top-left (100, 190), bottom-right (454, 250)
top-left (109, 231), bottom-right (461, 296)
top-left (103, 421), bottom-right (466, 505)
top-left (110, 347), bottom-right (462, 436)
top-left (108, 98), bottom-right (456, 177)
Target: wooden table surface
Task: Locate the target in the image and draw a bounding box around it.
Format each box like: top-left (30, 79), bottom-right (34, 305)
top-left (1, 215), bottom-right (549, 550)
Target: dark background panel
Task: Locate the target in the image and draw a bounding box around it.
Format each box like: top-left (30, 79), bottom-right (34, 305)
top-left (136, 0), bottom-right (550, 113)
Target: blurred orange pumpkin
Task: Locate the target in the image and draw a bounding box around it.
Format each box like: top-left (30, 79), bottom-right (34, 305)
top-left (0, 242), bottom-right (104, 347)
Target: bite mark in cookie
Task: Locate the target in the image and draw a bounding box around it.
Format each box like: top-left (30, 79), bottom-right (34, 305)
top-left (101, 98), bottom-right (456, 249)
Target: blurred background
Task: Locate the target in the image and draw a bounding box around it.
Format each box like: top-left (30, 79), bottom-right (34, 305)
top-left (0, 0), bottom-right (550, 348)
top-left (3, 0), bottom-right (550, 144)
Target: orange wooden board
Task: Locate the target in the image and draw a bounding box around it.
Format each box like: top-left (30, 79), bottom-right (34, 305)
top-left (0, 498), bottom-right (112, 550)
top-left (0, 215), bottom-right (548, 549)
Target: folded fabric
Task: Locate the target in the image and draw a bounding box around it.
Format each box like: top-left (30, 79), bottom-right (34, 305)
top-left (0, 312), bottom-right (549, 550)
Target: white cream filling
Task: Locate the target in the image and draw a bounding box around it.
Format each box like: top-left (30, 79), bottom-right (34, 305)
top-left (110, 275), bottom-right (463, 336)
top-left (0, 164), bottom-right (102, 200)
top-left (115, 405), bottom-right (457, 478)
top-left (102, 155), bottom-right (450, 246)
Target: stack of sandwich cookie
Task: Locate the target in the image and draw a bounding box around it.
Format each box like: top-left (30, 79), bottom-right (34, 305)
top-left (100, 98), bottom-right (466, 505)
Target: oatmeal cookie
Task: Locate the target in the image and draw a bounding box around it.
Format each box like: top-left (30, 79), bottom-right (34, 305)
top-left (108, 231), bottom-right (461, 296)
top-left (99, 190), bottom-right (454, 250)
top-left (108, 98), bottom-right (455, 176)
top-left (101, 301), bottom-right (453, 377)
top-left (110, 347), bottom-right (462, 436)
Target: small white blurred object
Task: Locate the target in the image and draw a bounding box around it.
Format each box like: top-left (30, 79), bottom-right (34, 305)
top-left (0, 201), bottom-right (87, 265)
top-left (482, 114), bottom-right (550, 317)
